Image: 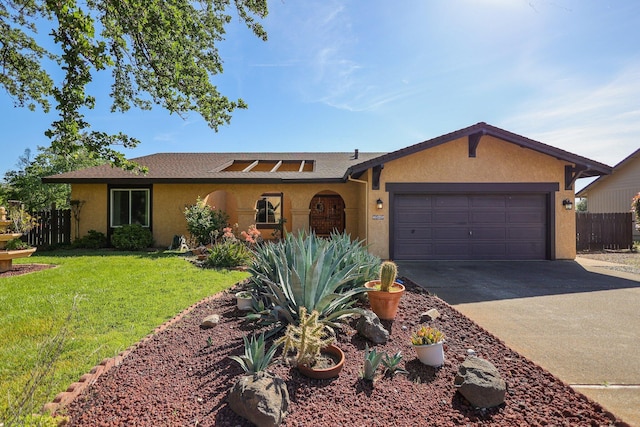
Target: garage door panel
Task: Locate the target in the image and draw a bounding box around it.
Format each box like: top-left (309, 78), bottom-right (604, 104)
top-left (433, 227), bottom-right (469, 239)
top-left (435, 195), bottom-right (468, 207)
top-left (397, 195), bottom-right (432, 208)
top-left (471, 212), bottom-right (506, 223)
top-left (508, 242), bottom-right (545, 259)
top-left (470, 243), bottom-right (507, 258)
top-left (397, 211), bottom-right (431, 224)
top-left (434, 243), bottom-right (467, 257)
top-left (508, 227), bottom-right (545, 239)
top-left (470, 195), bottom-right (506, 208)
top-left (472, 228), bottom-right (507, 239)
top-left (507, 211), bottom-right (545, 224)
top-left (394, 193), bottom-right (547, 260)
top-left (508, 195), bottom-right (544, 208)
top-left (434, 211), bottom-right (468, 224)
top-left (396, 227), bottom-right (432, 240)
top-left (395, 243), bottom-right (433, 259)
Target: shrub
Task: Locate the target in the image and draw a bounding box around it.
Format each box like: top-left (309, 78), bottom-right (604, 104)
top-left (248, 232), bottom-right (379, 330)
top-left (4, 238), bottom-right (30, 250)
top-left (111, 224), bottom-right (154, 250)
top-left (183, 198), bottom-right (229, 246)
top-left (204, 241), bottom-right (253, 269)
top-left (73, 230), bottom-right (107, 249)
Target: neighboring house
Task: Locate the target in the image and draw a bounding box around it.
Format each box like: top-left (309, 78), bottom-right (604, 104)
top-left (576, 147), bottom-right (640, 237)
top-left (43, 122), bottom-right (612, 260)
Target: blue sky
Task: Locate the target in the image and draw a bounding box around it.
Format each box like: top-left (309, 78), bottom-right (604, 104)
top-left (1, 0), bottom-right (639, 191)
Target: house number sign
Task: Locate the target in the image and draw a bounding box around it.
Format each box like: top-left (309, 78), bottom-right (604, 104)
top-left (372, 215), bottom-right (385, 220)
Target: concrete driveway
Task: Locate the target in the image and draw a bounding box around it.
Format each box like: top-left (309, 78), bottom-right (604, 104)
top-left (397, 258), bottom-right (640, 426)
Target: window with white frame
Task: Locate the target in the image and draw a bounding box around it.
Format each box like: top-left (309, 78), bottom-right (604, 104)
top-left (255, 193), bottom-right (282, 226)
top-left (110, 188), bottom-right (150, 227)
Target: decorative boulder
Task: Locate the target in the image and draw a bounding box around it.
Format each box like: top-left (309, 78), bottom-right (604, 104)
top-left (200, 314), bottom-right (221, 329)
top-left (356, 310), bottom-right (389, 344)
top-left (421, 308), bottom-right (440, 321)
top-left (228, 372), bottom-right (289, 427)
top-left (454, 357), bottom-right (506, 408)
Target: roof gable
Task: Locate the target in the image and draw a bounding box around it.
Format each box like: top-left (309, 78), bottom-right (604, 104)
top-left (348, 122), bottom-right (612, 181)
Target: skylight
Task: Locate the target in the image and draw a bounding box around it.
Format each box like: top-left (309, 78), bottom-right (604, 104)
top-left (222, 160), bottom-right (314, 172)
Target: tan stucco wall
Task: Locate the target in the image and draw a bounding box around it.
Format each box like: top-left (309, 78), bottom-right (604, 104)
top-left (72, 182), bottom-right (365, 248)
top-left (369, 135), bottom-right (576, 260)
top-left (70, 184), bottom-right (108, 240)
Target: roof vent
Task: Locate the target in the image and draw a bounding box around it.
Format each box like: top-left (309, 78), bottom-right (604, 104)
top-left (353, 149), bottom-right (359, 160)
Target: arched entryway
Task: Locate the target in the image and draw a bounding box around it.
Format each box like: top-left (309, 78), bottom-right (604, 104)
top-left (309, 192), bottom-right (345, 236)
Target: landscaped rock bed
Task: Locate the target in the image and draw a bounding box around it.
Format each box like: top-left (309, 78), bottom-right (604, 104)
top-left (64, 279), bottom-right (624, 426)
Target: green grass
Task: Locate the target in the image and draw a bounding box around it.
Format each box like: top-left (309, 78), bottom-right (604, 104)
top-left (0, 250), bottom-right (249, 417)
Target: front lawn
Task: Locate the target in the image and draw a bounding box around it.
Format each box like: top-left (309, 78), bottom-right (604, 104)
top-left (0, 250), bottom-right (248, 418)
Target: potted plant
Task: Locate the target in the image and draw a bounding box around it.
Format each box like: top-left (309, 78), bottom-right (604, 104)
top-left (235, 290), bottom-right (254, 311)
top-left (364, 260), bottom-right (405, 320)
top-left (411, 325), bottom-right (445, 367)
top-left (276, 307), bottom-right (344, 379)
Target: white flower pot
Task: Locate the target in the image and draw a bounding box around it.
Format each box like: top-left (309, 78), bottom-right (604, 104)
top-left (235, 292), bottom-right (253, 311)
top-left (413, 342), bottom-right (445, 367)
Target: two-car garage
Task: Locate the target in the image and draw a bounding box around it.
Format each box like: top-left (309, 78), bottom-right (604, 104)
top-left (389, 183), bottom-right (556, 261)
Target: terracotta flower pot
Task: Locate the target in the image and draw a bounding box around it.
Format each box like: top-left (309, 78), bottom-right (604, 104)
top-left (297, 344), bottom-right (345, 380)
top-left (365, 280), bottom-right (405, 320)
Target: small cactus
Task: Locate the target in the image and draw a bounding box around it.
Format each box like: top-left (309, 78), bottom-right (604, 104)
top-left (379, 261), bottom-right (398, 292)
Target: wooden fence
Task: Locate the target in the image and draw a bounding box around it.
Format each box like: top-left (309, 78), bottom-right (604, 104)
top-left (576, 212), bottom-right (633, 252)
top-left (25, 208), bottom-right (72, 247)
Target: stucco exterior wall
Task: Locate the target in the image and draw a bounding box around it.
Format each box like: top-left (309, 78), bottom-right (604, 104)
top-left (70, 184), bottom-right (108, 240)
top-left (369, 136), bottom-right (576, 260)
top-left (72, 181), bottom-right (365, 248)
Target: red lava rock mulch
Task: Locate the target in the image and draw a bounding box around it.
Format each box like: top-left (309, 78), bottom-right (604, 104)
top-left (59, 279), bottom-right (625, 426)
top-left (0, 263), bottom-right (56, 277)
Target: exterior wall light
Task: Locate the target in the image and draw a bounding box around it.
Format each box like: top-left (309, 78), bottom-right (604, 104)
top-left (562, 199), bottom-right (573, 210)
top-left (376, 198), bottom-right (383, 209)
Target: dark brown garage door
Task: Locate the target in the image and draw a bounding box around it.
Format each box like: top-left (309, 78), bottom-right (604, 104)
top-left (393, 194), bottom-right (547, 260)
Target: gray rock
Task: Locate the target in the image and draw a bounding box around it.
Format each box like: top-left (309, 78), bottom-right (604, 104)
top-left (200, 314), bottom-right (221, 328)
top-left (356, 310), bottom-right (389, 344)
top-left (454, 357), bottom-right (506, 408)
top-left (421, 308), bottom-right (440, 321)
top-left (228, 372), bottom-right (289, 427)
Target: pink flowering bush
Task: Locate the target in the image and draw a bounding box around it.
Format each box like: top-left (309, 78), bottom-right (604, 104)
top-left (632, 193), bottom-right (640, 230)
top-left (240, 225), bottom-right (262, 246)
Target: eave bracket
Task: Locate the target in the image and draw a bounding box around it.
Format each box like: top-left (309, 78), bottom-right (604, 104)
top-left (565, 164), bottom-right (588, 190)
top-left (468, 131), bottom-right (484, 158)
top-left (372, 164), bottom-right (384, 190)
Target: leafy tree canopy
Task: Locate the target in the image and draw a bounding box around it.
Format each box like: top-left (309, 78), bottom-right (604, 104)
top-left (1, 0), bottom-right (268, 171)
top-left (3, 147), bottom-right (106, 210)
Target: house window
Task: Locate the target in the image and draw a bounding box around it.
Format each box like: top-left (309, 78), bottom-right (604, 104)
top-left (110, 189), bottom-right (150, 227)
top-left (255, 193), bottom-right (282, 226)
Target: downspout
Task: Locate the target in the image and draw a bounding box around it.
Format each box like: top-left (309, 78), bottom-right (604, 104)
top-left (348, 175), bottom-right (368, 244)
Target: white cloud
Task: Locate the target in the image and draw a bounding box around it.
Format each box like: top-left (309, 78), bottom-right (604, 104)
top-left (504, 63), bottom-right (640, 166)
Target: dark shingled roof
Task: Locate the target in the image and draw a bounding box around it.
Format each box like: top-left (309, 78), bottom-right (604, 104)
top-left (43, 123), bottom-right (612, 185)
top-left (42, 152), bottom-right (385, 184)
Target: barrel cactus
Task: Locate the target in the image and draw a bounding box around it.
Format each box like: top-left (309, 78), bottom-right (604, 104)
top-left (379, 261), bottom-right (398, 292)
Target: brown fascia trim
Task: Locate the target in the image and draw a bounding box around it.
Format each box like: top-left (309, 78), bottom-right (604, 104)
top-left (41, 177), bottom-right (347, 185)
top-left (386, 182), bottom-right (560, 193)
top-left (347, 122), bottom-right (613, 178)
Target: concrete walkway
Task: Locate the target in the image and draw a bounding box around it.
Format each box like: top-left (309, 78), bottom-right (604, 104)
top-left (397, 258), bottom-right (640, 426)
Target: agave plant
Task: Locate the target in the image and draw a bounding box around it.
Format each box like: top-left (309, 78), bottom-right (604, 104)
top-left (248, 232), bottom-right (379, 330)
top-left (361, 344), bottom-right (385, 381)
top-left (228, 332), bottom-right (280, 374)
